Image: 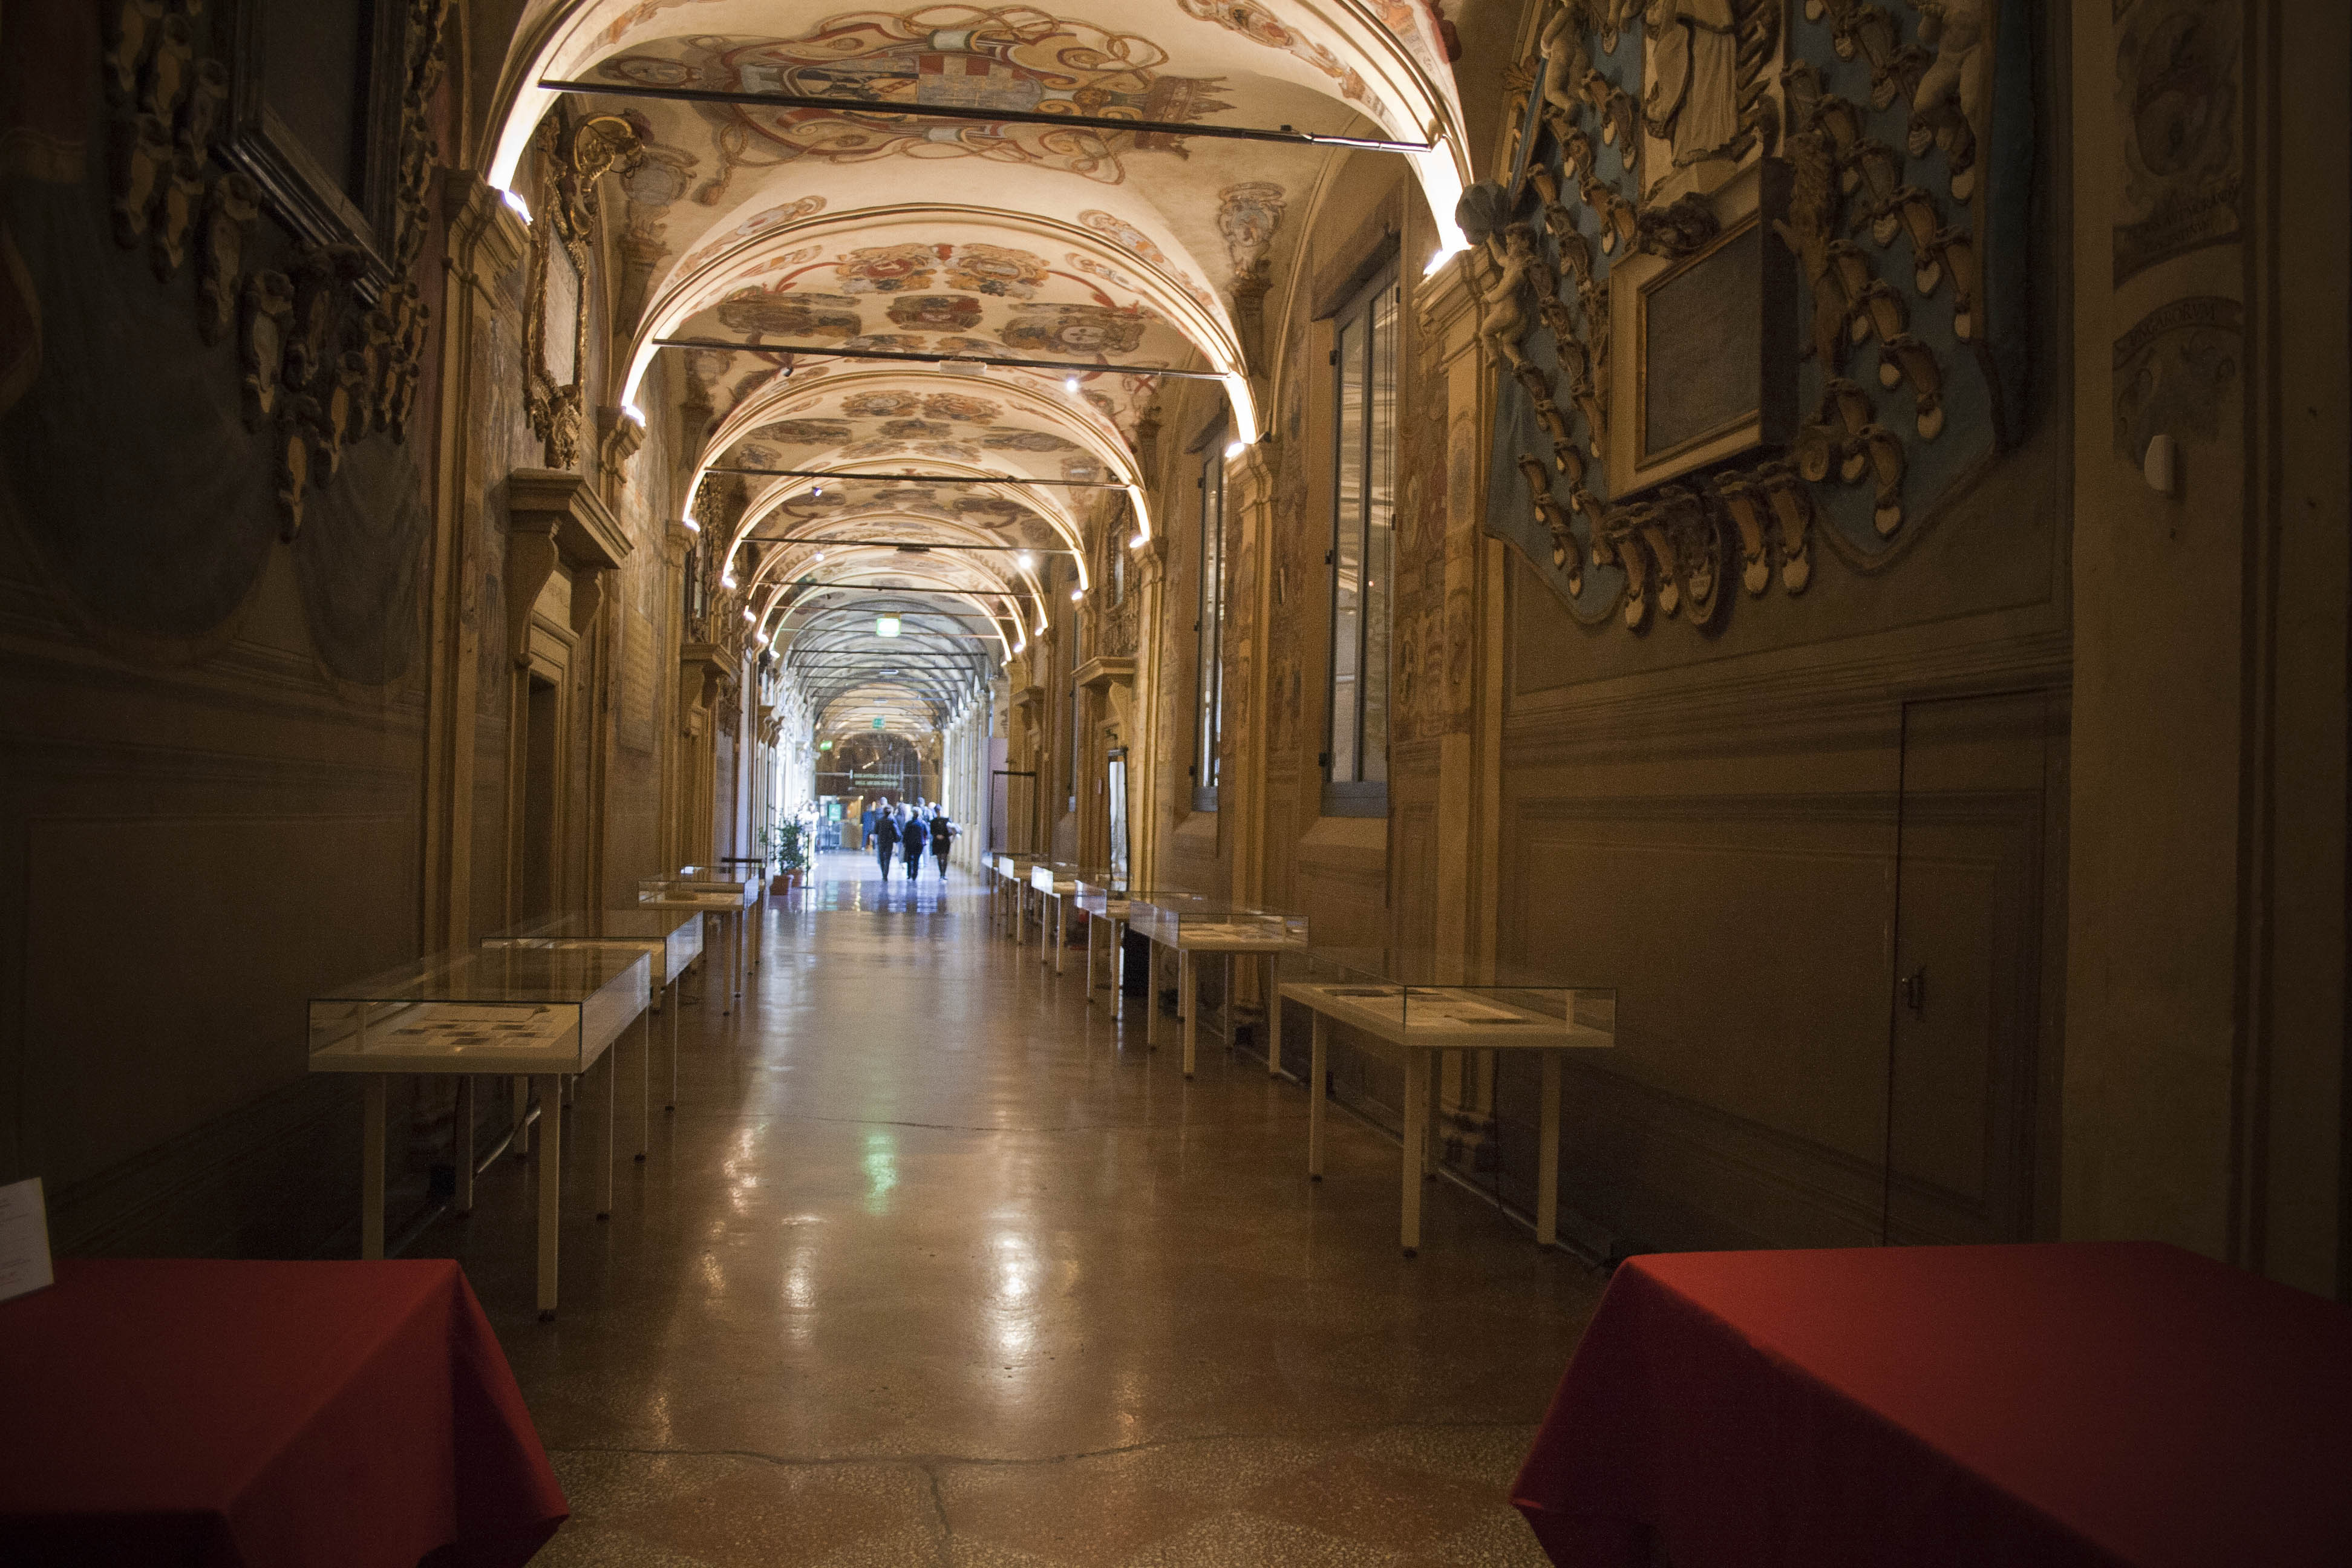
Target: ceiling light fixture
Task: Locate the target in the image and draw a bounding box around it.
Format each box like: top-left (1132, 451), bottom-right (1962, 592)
top-left (743, 609), bottom-right (755, 622)
top-left (875, 614), bottom-right (902, 638)
top-left (500, 189), bottom-right (532, 224)
top-left (1016, 551), bottom-right (1034, 568)
top-left (681, 515), bottom-right (701, 532)
top-left (1070, 587), bottom-right (1083, 601)
top-left (1063, 376), bottom-right (1082, 394)
top-left (1224, 439), bottom-right (1246, 460)
top-left (622, 402), bottom-right (645, 426)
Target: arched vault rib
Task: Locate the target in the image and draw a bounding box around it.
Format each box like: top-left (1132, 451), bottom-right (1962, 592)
top-left (743, 512), bottom-right (1059, 629)
top-left (706, 366), bottom-right (1146, 569)
top-left (626, 201), bottom-right (1247, 428)
top-left (484, 0), bottom-right (1458, 247)
top-left (726, 468), bottom-right (1097, 587)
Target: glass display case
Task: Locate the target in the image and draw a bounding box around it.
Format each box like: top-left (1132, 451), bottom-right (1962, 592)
top-left (1273, 947), bottom-right (1614, 1048)
top-left (485, 907), bottom-right (704, 987)
top-left (1128, 899), bottom-right (1310, 952)
top-left (309, 945), bottom-right (650, 1077)
top-left (1268, 947), bottom-right (1615, 1255)
top-left (637, 868), bottom-right (758, 908)
top-left (1073, 872), bottom-right (1129, 920)
top-left (1029, 861), bottom-right (1081, 896)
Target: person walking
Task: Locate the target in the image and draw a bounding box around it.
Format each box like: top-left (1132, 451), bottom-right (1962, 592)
top-left (930, 808), bottom-right (955, 876)
top-left (900, 805), bottom-right (928, 880)
top-left (872, 800), bottom-right (900, 881)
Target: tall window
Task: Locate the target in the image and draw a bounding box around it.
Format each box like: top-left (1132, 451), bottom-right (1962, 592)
top-left (1193, 422), bottom-right (1229, 811)
top-left (1067, 573), bottom-right (1083, 813)
top-left (1327, 264), bottom-right (1400, 814)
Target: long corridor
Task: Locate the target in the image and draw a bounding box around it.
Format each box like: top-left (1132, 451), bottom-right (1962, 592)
top-left (420, 855), bottom-right (1605, 1566)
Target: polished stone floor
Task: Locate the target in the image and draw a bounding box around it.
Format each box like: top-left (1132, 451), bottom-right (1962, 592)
top-left (416, 853), bottom-right (1606, 1566)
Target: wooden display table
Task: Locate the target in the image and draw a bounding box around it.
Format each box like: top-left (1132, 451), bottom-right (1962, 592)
top-left (1074, 873), bottom-right (1131, 1005)
top-left (1030, 861), bottom-right (1083, 973)
top-left (1129, 898), bottom-right (1308, 1078)
top-left (484, 906), bottom-right (704, 1169)
top-left (1273, 950), bottom-right (1615, 1255)
top-left (639, 866), bottom-right (760, 1013)
top-left (309, 945), bottom-right (650, 1318)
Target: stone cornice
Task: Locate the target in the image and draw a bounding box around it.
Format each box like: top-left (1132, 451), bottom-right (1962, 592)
top-left (441, 173), bottom-right (529, 285)
top-left (506, 468), bottom-right (633, 661)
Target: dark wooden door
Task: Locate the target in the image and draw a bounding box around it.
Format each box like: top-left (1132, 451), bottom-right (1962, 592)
top-left (1886, 691), bottom-right (2063, 1244)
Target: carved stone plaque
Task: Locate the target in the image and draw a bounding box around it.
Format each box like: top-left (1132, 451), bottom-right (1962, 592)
top-left (1642, 227), bottom-right (1764, 459)
top-left (1607, 160), bottom-right (1795, 497)
top-left (544, 241), bottom-right (580, 387)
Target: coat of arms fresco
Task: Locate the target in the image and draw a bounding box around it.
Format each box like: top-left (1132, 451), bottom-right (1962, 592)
top-left (598, 7), bottom-right (1233, 198)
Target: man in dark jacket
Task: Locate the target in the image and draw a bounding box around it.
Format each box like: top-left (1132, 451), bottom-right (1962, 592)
top-left (872, 800), bottom-right (899, 880)
top-left (930, 810), bottom-right (955, 876)
top-left (900, 807), bottom-right (928, 878)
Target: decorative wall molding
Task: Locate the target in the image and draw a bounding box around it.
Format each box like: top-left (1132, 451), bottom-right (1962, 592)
top-left (521, 108), bottom-right (644, 469)
top-left (1477, 0), bottom-right (2028, 634)
top-left (1074, 655), bottom-right (1136, 692)
top-left (678, 641), bottom-right (731, 732)
top-left (505, 467), bottom-right (632, 663)
top-left (102, 0), bottom-right (449, 542)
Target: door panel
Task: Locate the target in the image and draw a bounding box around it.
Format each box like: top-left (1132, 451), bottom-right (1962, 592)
top-left (1887, 691), bottom-right (2057, 1244)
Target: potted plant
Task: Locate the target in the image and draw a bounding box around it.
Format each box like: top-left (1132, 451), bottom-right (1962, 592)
top-left (769, 817), bottom-right (811, 891)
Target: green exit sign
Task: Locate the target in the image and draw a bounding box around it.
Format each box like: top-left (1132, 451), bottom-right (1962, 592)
top-left (817, 741), bottom-right (832, 751)
top-left (871, 717), bottom-right (884, 728)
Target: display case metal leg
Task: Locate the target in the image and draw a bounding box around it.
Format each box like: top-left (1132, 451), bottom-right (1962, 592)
top-left (1146, 941), bottom-right (1160, 1048)
top-left (1269, 978), bottom-right (1283, 1078)
top-left (1308, 1015), bottom-right (1327, 1178)
top-left (456, 1076), bottom-right (477, 1214)
top-left (1402, 1047), bottom-right (1428, 1256)
top-left (666, 977), bottom-right (680, 1111)
top-left (1537, 1050), bottom-right (1562, 1248)
top-left (1182, 951), bottom-right (1198, 1079)
top-left (535, 1074), bottom-right (562, 1320)
top-left (1085, 916), bottom-right (1097, 1002)
top-left (361, 1074), bottom-right (387, 1260)
top-left (512, 1074), bottom-right (531, 1157)
top-left (635, 1008), bottom-right (652, 1162)
top-left (592, 1045), bottom-right (615, 1220)
top-left (1054, 900), bottom-right (1067, 974)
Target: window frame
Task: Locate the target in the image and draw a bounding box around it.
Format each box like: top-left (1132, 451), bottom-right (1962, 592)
top-left (1323, 261), bottom-right (1402, 818)
top-left (1191, 417), bottom-right (1229, 814)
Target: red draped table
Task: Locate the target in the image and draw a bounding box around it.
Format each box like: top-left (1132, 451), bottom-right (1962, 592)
top-left (1512, 1243), bottom-right (2352, 1568)
top-left (0, 1259), bottom-right (567, 1567)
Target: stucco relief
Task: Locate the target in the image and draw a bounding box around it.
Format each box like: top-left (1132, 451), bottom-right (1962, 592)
top-left (1482, 0), bottom-right (2029, 635)
top-left (2112, 0), bottom-right (2239, 285)
top-left (2111, 295), bottom-right (2239, 465)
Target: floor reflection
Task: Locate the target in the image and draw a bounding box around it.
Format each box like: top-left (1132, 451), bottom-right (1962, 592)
top-left (420, 841), bottom-right (1602, 1567)
top-left (788, 850), bottom-right (965, 915)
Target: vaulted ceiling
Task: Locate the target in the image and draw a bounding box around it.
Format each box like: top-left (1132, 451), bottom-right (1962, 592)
top-left (487, 1), bottom-right (1468, 733)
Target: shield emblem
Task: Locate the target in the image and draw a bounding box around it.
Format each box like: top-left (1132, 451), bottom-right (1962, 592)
top-left (915, 53), bottom-right (1044, 113)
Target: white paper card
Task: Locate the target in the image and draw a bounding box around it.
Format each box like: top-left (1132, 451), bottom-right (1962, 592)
top-left (0, 1177), bottom-right (56, 1304)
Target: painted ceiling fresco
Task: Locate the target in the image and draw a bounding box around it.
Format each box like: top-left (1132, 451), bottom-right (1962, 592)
top-left (492, 0), bottom-right (1468, 701)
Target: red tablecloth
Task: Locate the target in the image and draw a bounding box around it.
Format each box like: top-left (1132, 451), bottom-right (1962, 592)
top-left (1512, 1243), bottom-right (2352, 1568)
top-left (0, 1259), bottom-right (566, 1567)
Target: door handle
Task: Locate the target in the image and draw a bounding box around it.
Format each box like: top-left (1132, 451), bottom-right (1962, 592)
top-left (1899, 967), bottom-right (1926, 1015)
